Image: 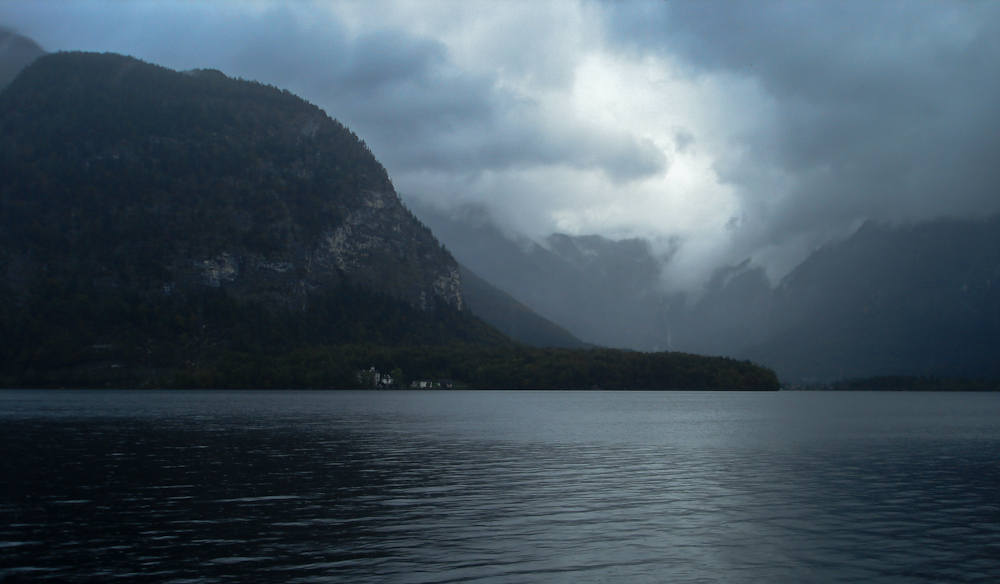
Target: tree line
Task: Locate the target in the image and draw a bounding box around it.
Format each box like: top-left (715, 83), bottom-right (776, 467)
top-left (0, 278), bottom-right (778, 390)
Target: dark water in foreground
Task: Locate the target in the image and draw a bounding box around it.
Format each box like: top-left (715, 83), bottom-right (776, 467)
top-left (1, 390), bottom-right (998, 583)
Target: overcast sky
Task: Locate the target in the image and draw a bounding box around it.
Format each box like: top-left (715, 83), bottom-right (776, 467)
top-left (3, 0), bottom-right (999, 289)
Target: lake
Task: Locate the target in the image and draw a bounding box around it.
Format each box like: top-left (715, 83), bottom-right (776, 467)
top-left (1, 390), bottom-right (998, 583)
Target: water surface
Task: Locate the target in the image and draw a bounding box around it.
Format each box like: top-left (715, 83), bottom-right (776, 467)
top-left (1, 390), bottom-right (998, 583)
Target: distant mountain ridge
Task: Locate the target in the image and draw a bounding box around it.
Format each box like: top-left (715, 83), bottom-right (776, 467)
top-left (747, 217), bottom-right (1000, 381)
top-left (458, 264), bottom-right (589, 349)
top-left (412, 201), bottom-right (1000, 382)
top-left (409, 201), bottom-right (666, 350)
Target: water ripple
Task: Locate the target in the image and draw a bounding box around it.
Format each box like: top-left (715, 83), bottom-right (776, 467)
top-left (1, 390), bottom-right (998, 583)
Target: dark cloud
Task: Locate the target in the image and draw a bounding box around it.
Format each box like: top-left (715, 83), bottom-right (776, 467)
top-left (215, 7), bottom-right (666, 184)
top-left (606, 0), bottom-right (1000, 271)
top-left (0, 10), bottom-right (670, 168)
top-left (343, 31), bottom-right (450, 91)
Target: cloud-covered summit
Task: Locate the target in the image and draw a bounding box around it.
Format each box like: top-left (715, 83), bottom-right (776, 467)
top-left (2, 0), bottom-right (997, 290)
top-left (615, 0), bottom-right (1000, 280)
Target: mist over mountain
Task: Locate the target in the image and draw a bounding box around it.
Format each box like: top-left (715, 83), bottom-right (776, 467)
top-left (413, 204), bottom-right (1000, 383)
top-left (410, 200), bottom-right (667, 351)
top-left (0, 27), bottom-right (43, 89)
top-left (749, 217), bottom-right (1000, 381)
top-left (458, 264), bottom-right (588, 350)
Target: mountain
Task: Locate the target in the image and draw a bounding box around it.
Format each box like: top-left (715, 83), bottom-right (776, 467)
top-left (409, 201), bottom-right (668, 349)
top-left (1, 51), bottom-right (462, 311)
top-left (0, 50), bottom-right (778, 390)
top-left (410, 201), bottom-right (1000, 383)
top-left (660, 260), bottom-right (772, 358)
top-left (0, 28), bottom-right (44, 90)
top-left (407, 200), bottom-right (771, 355)
top-left (0, 51), bottom-right (506, 385)
top-left (458, 263), bottom-right (589, 349)
top-left (746, 217), bottom-right (1000, 381)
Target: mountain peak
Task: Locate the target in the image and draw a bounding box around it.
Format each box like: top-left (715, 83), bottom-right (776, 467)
top-left (1, 51), bottom-right (461, 311)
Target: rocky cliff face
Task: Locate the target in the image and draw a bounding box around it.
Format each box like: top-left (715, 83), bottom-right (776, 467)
top-left (314, 189), bottom-right (461, 311)
top-left (0, 52), bottom-right (462, 311)
top-left (162, 186), bottom-right (463, 312)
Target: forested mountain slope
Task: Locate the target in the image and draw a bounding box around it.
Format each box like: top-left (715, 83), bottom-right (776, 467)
top-left (0, 51), bottom-right (499, 385)
top-left (0, 51), bottom-right (462, 311)
top-left (746, 217), bottom-right (1000, 381)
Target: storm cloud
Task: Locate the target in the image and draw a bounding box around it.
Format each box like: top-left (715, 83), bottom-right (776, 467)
top-left (606, 0), bottom-right (1000, 278)
top-left (2, 0), bottom-right (998, 290)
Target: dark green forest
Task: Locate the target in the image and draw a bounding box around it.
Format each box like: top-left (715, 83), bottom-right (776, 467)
top-left (0, 279), bottom-right (778, 390)
top-left (0, 52), bottom-right (394, 272)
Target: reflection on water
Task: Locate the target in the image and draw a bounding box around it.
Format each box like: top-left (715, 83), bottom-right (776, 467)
top-left (1, 390), bottom-right (998, 583)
